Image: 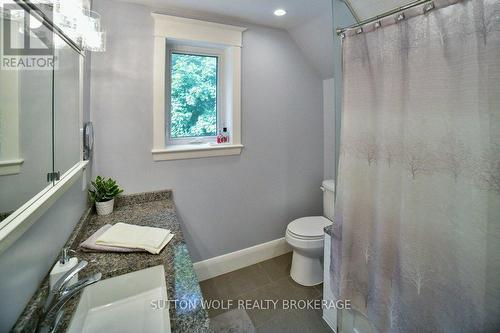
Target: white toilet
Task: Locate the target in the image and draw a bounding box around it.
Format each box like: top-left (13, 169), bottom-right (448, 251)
top-left (285, 179), bottom-right (335, 286)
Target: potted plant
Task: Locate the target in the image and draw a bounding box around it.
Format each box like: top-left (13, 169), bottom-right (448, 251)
top-left (89, 176), bottom-right (124, 216)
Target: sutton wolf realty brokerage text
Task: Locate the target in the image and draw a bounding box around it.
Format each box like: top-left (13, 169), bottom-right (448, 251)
top-left (151, 299), bottom-right (352, 311)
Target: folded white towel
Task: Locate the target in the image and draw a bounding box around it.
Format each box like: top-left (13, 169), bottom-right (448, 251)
top-left (80, 224), bottom-right (144, 253)
top-left (95, 223), bottom-right (174, 254)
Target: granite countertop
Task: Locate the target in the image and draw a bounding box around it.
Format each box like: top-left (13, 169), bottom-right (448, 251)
top-left (12, 190), bottom-right (210, 333)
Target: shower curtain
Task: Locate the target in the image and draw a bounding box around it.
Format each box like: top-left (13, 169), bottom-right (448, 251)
top-left (331, 0), bottom-right (500, 332)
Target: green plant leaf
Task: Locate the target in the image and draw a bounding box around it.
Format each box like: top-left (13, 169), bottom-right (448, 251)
top-left (88, 176), bottom-right (124, 202)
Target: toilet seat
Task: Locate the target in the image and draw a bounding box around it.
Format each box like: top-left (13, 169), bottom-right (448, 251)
top-left (285, 216), bottom-right (332, 286)
top-left (286, 216), bottom-right (332, 239)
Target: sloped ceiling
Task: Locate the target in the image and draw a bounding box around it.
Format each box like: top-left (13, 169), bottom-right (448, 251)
top-left (110, 0), bottom-right (417, 79)
top-left (112, 0), bottom-right (335, 78)
top-left (348, 0), bottom-right (413, 20)
top-left (288, 0), bottom-right (414, 79)
top-left (289, 12), bottom-right (334, 79)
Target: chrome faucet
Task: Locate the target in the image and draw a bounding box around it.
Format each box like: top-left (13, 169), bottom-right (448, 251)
top-left (38, 260), bottom-right (101, 333)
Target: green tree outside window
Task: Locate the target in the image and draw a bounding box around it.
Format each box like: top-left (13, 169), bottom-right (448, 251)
top-left (170, 53), bottom-right (218, 138)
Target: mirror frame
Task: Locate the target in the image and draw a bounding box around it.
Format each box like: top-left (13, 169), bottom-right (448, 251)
top-left (0, 0), bottom-right (87, 254)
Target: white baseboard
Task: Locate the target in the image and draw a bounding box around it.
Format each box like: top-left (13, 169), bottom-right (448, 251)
top-left (193, 237), bottom-right (291, 281)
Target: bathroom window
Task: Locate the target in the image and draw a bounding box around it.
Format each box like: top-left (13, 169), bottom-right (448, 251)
top-left (167, 46), bottom-right (222, 145)
top-left (151, 13), bottom-right (245, 161)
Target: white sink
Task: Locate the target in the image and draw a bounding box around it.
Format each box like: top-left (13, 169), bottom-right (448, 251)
top-left (67, 265), bottom-right (171, 333)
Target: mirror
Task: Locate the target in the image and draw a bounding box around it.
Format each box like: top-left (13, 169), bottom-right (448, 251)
top-left (0, 4), bottom-right (82, 224)
top-left (54, 34), bottom-right (82, 174)
top-left (0, 10), bottom-right (54, 222)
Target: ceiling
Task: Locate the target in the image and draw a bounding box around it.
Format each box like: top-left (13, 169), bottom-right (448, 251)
top-left (108, 0), bottom-right (411, 78)
top-left (348, 0), bottom-right (412, 20)
top-left (112, 0), bottom-right (413, 29)
top-left (112, 0), bottom-right (332, 29)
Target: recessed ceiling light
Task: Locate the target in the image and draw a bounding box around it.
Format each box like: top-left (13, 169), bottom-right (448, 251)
top-left (274, 9), bottom-right (287, 17)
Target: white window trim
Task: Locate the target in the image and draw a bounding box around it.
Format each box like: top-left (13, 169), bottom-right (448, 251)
top-left (0, 159), bottom-right (24, 176)
top-left (151, 13), bottom-right (246, 161)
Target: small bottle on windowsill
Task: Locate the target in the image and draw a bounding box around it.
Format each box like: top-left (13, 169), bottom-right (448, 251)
top-left (217, 129), bottom-right (224, 144)
top-left (215, 127), bottom-right (230, 144)
top-left (222, 127), bottom-right (229, 143)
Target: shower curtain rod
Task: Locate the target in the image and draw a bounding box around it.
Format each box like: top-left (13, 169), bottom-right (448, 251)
top-left (336, 0), bottom-right (433, 35)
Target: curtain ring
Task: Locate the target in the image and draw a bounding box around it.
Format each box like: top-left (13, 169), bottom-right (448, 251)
top-left (423, 2), bottom-right (435, 13)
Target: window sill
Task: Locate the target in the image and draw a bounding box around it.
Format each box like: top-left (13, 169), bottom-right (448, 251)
top-left (0, 158), bottom-right (24, 176)
top-left (152, 143), bottom-right (244, 161)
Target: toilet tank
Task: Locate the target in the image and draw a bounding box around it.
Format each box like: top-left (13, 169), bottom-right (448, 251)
top-left (322, 180), bottom-right (335, 221)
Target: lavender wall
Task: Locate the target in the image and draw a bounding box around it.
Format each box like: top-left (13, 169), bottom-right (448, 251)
top-left (91, 0), bottom-right (325, 262)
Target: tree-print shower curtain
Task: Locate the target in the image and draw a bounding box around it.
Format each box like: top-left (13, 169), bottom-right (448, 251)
top-left (331, 0), bottom-right (500, 332)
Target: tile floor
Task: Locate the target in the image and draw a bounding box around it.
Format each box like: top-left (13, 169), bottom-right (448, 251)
top-left (200, 252), bottom-right (333, 333)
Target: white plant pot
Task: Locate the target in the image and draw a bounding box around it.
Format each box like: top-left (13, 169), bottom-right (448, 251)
top-left (95, 198), bottom-right (114, 216)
